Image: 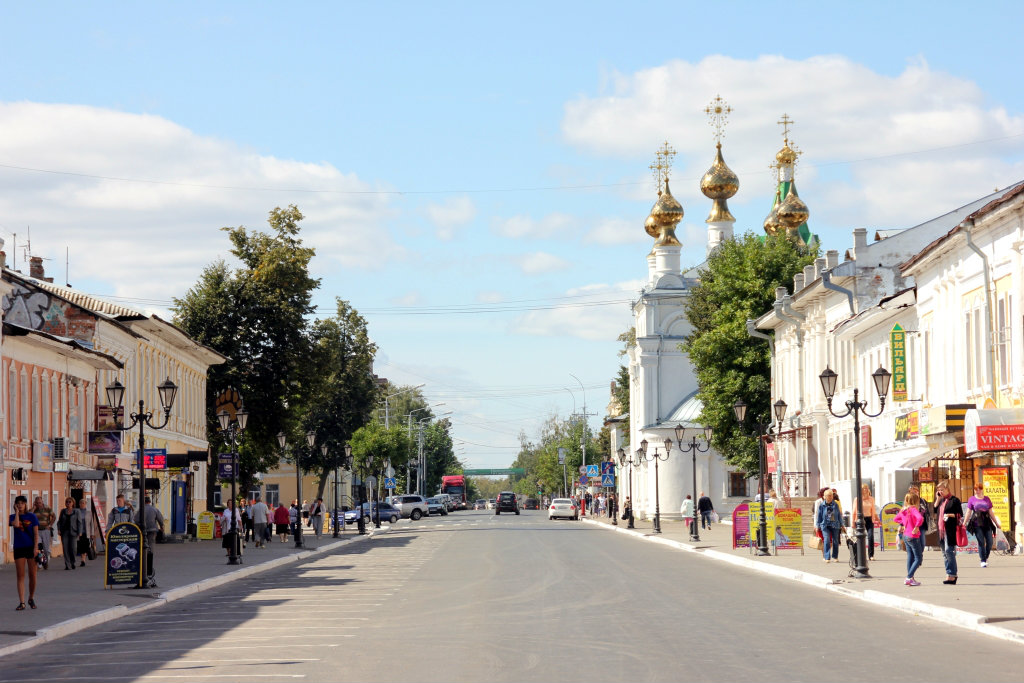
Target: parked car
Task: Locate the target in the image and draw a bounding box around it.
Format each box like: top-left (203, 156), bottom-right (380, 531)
top-left (524, 498), bottom-right (540, 510)
top-left (344, 502), bottom-right (400, 525)
top-left (473, 499), bottom-right (487, 510)
top-left (495, 491), bottom-right (519, 515)
top-left (391, 494), bottom-right (430, 520)
top-left (426, 497), bottom-right (448, 516)
top-left (487, 499), bottom-right (496, 509)
top-left (548, 498), bottom-right (578, 520)
top-left (436, 493), bottom-right (455, 512)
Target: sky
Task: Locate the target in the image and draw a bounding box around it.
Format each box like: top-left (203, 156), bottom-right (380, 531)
top-left (1, 2), bottom-right (1023, 469)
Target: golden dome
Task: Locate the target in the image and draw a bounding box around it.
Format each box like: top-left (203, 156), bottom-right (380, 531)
top-left (700, 144), bottom-right (739, 200)
top-left (644, 214), bottom-right (659, 238)
top-left (776, 143), bottom-right (798, 166)
top-left (763, 188), bottom-right (783, 236)
top-left (650, 179), bottom-right (684, 226)
top-left (777, 183), bottom-right (809, 233)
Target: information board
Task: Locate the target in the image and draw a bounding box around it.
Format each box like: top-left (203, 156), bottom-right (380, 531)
top-left (197, 510), bottom-right (216, 540)
top-left (982, 466), bottom-right (1012, 532)
top-left (880, 502), bottom-right (902, 551)
top-left (773, 508), bottom-right (803, 553)
top-left (732, 503), bottom-right (750, 548)
top-left (104, 522), bottom-right (142, 589)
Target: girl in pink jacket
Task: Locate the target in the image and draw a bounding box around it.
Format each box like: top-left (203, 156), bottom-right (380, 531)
top-left (894, 491), bottom-right (925, 586)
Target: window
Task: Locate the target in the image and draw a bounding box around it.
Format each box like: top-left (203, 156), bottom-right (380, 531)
top-left (965, 309), bottom-right (974, 389)
top-left (997, 294), bottom-right (1012, 385)
top-left (729, 472), bottom-right (747, 497)
top-left (265, 484), bottom-right (280, 506)
top-left (248, 487), bottom-right (262, 503)
top-left (974, 307), bottom-right (984, 388)
top-left (212, 490), bottom-right (222, 507)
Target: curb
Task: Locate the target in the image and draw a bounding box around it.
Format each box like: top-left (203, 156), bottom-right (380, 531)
top-left (581, 518), bottom-right (1024, 646)
top-left (0, 526), bottom-right (392, 659)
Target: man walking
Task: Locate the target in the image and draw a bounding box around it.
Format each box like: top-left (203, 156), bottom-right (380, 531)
top-left (135, 496), bottom-right (165, 588)
top-left (107, 494), bottom-right (133, 528)
top-left (309, 498), bottom-right (325, 546)
top-left (697, 491), bottom-right (715, 529)
top-left (249, 495), bottom-right (270, 549)
top-left (32, 497), bottom-right (54, 569)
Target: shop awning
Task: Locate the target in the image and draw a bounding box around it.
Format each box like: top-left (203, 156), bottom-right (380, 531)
top-left (964, 409), bottom-right (1024, 454)
top-left (67, 469), bottom-right (110, 481)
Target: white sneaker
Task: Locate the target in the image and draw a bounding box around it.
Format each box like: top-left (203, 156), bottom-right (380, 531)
top-left (980, 561), bottom-right (987, 567)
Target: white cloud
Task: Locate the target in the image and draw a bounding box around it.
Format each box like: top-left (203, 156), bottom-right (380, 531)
top-left (476, 290), bottom-right (503, 303)
top-left (562, 55), bottom-right (1024, 227)
top-left (515, 251), bottom-right (570, 275)
top-left (513, 280), bottom-right (642, 340)
top-left (423, 195), bottom-right (476, 241)
top-left (0, 102), bottom-right (397, 304)
top-left (493, 212), bottom-right (576, 239)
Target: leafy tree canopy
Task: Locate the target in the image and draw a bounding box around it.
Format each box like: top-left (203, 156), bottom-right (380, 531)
top-left (682, 232), bottom-right (817, 473)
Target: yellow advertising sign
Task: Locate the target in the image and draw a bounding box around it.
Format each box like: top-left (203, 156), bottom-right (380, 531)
top-left (880, 502), bottom-right (902, 550)
top-left (982, 467), bottom-right (1011, 530)
top-left (919, 482), bottom-right (935, 505)
top-left (197, 510), bottom-right (216, 540)
top-left (773, 508), bottom-right (803, 553)
top-left (890, 324), bottom-right (908, 402)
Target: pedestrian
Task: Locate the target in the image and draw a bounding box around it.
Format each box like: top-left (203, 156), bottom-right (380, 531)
top-left (221, 500), bottom-right (242, 556)
top-left (622, 496), bottom-right (632, 522)
top-left (857, 484), bottom-right (879, 560)
top-left (895, 491), bottom-right (925, 586)
top-left (56, 497), bottom-right (82, 570)
top-left (278, 502), bottom-right (293, 543)
top-left (697, 491), bottom-right (714, 529)
top-left (10, 495), bottom-right (39, 610)
top-left (680, 494), bottom-right (695, 530)
top-left (815, 489), bottom-right (843, 563)
top-left (309, 498), bottom-right (325, 542)
top-left (107, 494), bottom-right (133, 529)
top-left (76, 498), bottom-right (93, 567)
top-left (584, 491), bottom-right (592, 516)
top-left (934, 481), bottom-right (963, 585)
top-left (607, 492), bottom-right (617, 519)
top-left (248, 496), bottom-right (270, 548)
top-left (31, 497), bottom-right (54, 569)
top-left (766, 488), bottom-right (782, 508)
top-left (964, 483), bottom-right (1000, 568)
top-left (135, 496), bottom-right (165, 588)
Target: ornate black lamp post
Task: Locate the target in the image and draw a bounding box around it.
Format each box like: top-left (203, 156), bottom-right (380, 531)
top-left (106, 376), bottom-right (178, 588)
top-left (637, 438), bottom-right (670, 534)
top-left (366, 453), bottom-right (381, 529)
top-left (819, 365), bottom-right (891, 579)
top-left (616, 447), bottom-right (637, 529)
top-left (217, 406), bottom-right (248, 564)
top-left (733, 398), bottom-right (787, 556)
top-left (674, 424), bottom-right (712, 542)
top-left (331, 443), bottom-right (351, 538)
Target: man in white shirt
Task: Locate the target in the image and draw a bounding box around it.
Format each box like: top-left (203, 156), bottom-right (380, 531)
top-left (248, 495), bottom-right (270, 549)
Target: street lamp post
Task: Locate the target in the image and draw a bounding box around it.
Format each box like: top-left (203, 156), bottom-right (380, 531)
top-left (819, 365), bottom-right (891, 579)
top-left (733, 398), bottom-right (788, 557)
top-left (217, 406), bottom-right (249, 564)
top-left (366, 453), bottom-right (381, 529)
top-left (356, 450), bottom-right (367, 536)
top-left (106, 377), bottom-right (179, 589)
top-left (637, 439), bottom-right (670, 534)
top-left (277, 433), bottom-right (306, 549)
top-left (616, 447), bottom-right (637, 529)
top-left (674, 424), bottom-right (713, 542)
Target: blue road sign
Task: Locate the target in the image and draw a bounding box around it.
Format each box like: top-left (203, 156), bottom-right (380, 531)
top-left (586, 464), bottom-right (600, 478)
top-left (601, 473), bottom-right (615, 487)
top-left (384, 477), bottom-right (397, 489)
top-left (601, 461), bottom-right (615, 475)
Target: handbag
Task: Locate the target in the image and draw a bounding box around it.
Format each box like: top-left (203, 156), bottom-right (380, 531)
top-left (76, 534), bottom-right (90, 555)
top-left (809, 535), bottom-right (823, 550)
top-left (955, 515), bottom-right (968, 548)
top-left (86, 539), bottom-right (97, 561)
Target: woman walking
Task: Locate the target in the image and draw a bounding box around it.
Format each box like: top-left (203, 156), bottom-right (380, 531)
top-left (56, 497), bottom-right (82, 570)
top-left (934, 481), bottom-right (963, 584)
top-left (815, 489), bottom-right (843, 562)
top-left (9, 495), bottom-right (39, 610)
top-left (276, 502), bottom-right (291, 543)
top-left (895, 491), bottom-right (925, 586)
top-left (965, 483), bottom-right (1000, 567)
top-left (76, 498), bottom-right (93, 567)
top-left (680, 495), bottom-right (695, 532)
top-left (858, 484), bottom-right (879, 560)
top-left (309, 498), bottom-right (325, 543)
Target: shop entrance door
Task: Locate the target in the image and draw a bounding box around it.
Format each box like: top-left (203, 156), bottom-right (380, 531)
top-left (171, 481), bottom-right (186, 534)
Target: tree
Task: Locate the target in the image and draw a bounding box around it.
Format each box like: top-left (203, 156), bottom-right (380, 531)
top-left (172, 205), bottom-right (320, 493)
top-left (682, 232), bottom-right (818, 473)
top-left (419, 419), bottom-right (458, 495)
top-left (298, 298), bottom-right (380, 500)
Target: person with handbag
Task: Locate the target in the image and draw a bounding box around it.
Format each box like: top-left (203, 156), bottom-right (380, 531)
top-left (10, 495), bottom-right (40, 610)
top-left (31, 497), bottom-right (54, 569)
top-left (964, 483), bottom-right (999, 568)
top-left (75, 498), bottom-right (94, 567)
top-left (894, 491), bottom-right (925, 586)
top-left (56, 497), bottom-right (82, 570)
top-left (815, 489), bottom-right (843, 562)
top-left (933, 481), bottom-right (963, 584)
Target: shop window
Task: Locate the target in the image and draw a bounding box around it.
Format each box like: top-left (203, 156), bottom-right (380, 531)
top-left (728, 472), bottom-right (747, 497)
top-left (265, 484), bottom-right (280, 506)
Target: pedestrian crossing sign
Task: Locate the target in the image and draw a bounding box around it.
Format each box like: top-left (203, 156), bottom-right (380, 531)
top-left (601, 473), bottom-right (615, 487)
top-left (586, 464), bottom-right (600, 478)
top-left (384, 477), bottom-right (397, 489)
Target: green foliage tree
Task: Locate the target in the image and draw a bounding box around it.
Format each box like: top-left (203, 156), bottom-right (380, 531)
top-left (420, 419), bottom-right (459, 495)
top-left (682, 232), bottom-right (817, 473)
top-left (510, 416), bottom-right (601, 497)
top-left (172, 205), bottom-right (319, 492)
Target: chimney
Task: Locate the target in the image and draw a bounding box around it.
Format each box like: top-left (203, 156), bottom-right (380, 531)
top-left (852, 228), bottom-right (868, 259)
top-left (814, 257), bottom-right (826, 279)
top-left (29, 256), bottom-right (54, 283)
top-left (775, 286), bottom-right (788, 302)
top-left (803, 264), bottom-right (815, 285)
top-left (826, 250), bottom-right (839, 269)
top-left (793, 272), bottom-right (804, 291)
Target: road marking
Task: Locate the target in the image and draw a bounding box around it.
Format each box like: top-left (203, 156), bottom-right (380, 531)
top-left (28, 658), bottom-right (321, 667)
top-left (82, 635), bottom-right (353, 645)
top-left (59, 645), bottom-right (341, 653)
top-left (135, 617), bottom-right (368, 624)
top-left (13, 676), bottom-right (304, 681)
top-left (106, 626), bottom-right (360, 633)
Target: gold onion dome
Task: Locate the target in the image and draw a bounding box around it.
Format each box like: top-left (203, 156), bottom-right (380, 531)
top-left (776, 142), bottom-right (798, 166)
top-left (644, 213), bottom-right (659, 238)
top-left (701, 143), bottom-right (739, 223)
top-left (649, 179), bottom-right (683, 247)
top-left (777, 183), bottom-right (810, 234)
top-left (764, 189), bottom-right (784, 236)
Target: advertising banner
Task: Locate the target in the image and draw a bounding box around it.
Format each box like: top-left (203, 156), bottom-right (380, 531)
top-left (104, 522), bottom-right (142, 588)
top-left (197, 511), bottom-right (216, 540)
top-left (732, 503), bottom-right (750, 548)
top-left (96, 405), bottom-right (123, 431)
top-left (890, 323), bottom-right (908, 402)
top-left (880, 502), bottom-right (902, 550)
top-left (773, 508), bottom-right (803, 553)
top-left (32, 441), bottom-right (54, 472)
top-left (88, 431), bottom-right (122, 455)
top-left (981, 466), bottom-right (1011, 530)
top-left (218, 453), bottom-right (236, 479)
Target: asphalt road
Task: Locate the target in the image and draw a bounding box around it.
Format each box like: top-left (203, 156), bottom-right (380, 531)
top-left (1, 509), bottom-right (1021, 682)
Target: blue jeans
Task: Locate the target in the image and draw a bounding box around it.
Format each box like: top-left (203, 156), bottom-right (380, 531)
top-left (941, 535), bottom-right (957, 576)
top-left (700, 511), bottom-right (713, 528)
top-left (904, 535), bottom-right (924, 578)
top-left (976, 527), bottom-right (994, 563)
top-left (822, 527), bottom-right (840, 560)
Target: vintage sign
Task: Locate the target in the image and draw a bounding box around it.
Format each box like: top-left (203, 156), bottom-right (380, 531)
top-left (880, 502), bottom-right (902, 551)
top-left (197, 510), bottom-right (216, 540)
top-left (773, 508), bottom-right (803, 553)
top-left (104, 522), bottom-right (142, 589)
top-left (890, 323), bottom-right (908, 402)
top-left (973, 424), bottom-right (1024, 452)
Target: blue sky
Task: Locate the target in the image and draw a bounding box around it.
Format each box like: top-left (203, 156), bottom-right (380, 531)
top-left (1, 2), bottom-right (1023, 468)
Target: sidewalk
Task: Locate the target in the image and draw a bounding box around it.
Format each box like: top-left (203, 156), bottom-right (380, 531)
top-left (582, 511), bottom-right (1024, 645)
top-left (0, 525), bottom-right (388, 656)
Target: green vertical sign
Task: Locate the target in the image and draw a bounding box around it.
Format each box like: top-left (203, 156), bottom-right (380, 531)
top-left (890, 323), bottom-right (907, 402)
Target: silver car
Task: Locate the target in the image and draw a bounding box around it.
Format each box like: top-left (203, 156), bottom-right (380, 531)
top-left (426, 497), bottom-right (448, 516)
top-left (391, 494), bottom-right (429, 520)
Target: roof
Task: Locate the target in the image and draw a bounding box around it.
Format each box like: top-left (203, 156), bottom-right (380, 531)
top-left (661, 390), bottom-right (705, 429)
top-left (3, 322), bottom-right (124, 371)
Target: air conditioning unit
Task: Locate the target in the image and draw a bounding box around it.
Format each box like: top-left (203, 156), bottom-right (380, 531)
top-left (53, 436), bottom-right (68, 460)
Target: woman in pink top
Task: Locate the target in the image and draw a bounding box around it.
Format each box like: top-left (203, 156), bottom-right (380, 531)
top-left (894, 491), bottom-right (925, 586)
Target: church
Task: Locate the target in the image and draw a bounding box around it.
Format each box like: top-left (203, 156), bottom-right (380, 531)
top-left (609, 100), bottom-right (814, 523)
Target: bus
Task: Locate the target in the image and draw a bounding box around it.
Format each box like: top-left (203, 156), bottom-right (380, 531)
top-left (440, 475), bottom-right (467, 510)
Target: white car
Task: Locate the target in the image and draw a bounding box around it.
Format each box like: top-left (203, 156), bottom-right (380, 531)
top-left (548, 498), bottom-right (579, 520)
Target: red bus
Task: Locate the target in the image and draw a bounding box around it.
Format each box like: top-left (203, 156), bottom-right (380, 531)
top-left (440, 475), bottom-right (467, 510)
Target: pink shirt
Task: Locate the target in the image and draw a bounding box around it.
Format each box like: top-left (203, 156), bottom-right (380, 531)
top-left (894, 506), bottom-right (924, 538)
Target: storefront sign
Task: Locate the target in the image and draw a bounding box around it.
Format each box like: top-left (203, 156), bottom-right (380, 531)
top-left (96, 405), bottom-right (124, 431)
top-left (964, 408), bottom-right (1024, 453)
top-left (890, 324), bottom-right (908, 402)
top-left (732, 503), bottom-right (751, 549)
top-left (88, 431), bottom-right (122, 455)
top-left (773, 508), bottom-right (803, 552)
top-left (218, 453), bottom-right (236, 479)
top-left (96, 455), bottom-right (117, 472)
top-left (981, 466), bottom-right (1011, 531)
top-left (104, 522), bottom-right (142, 589)
top-left (973, 424), bottom-right (1024, 452)
top-left (139, 449), bottom-right (168, 470)
top-left (197, 511), bottom-right (216, 540)
top-left (880, 502), bottom-right (902, 550)
top-left (894, 412), bottom-right (919, 441)
top-left (919, 482), bottom-right (935, 505)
